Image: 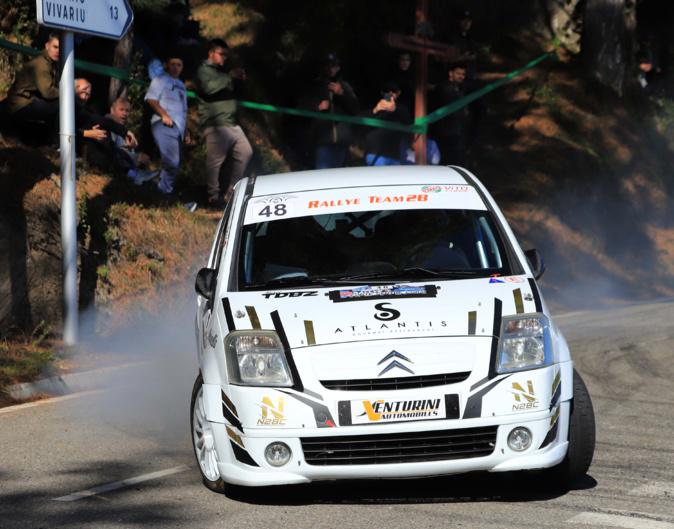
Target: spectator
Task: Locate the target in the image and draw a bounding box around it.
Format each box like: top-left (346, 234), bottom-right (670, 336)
top-left (452, 11), bottom-right (477, 80)
top-left (6, 33), bottom-right (60, 139)
top-left (74, 79), bottom-right (108, 144)
top-left (107, 96), bottom-right (156, 184)
top-left (637, 52), bottom-right (665, 96)
top-left (300, 53), bottom-right (359, 169)
top-left (364, 81), bottom-right (410, 166)
top-left (390, 52), bottom-right (415, 114)
top-left (432, 63), bottom-right (468, 165)
top-left (145, 52), bottom-right (190, 194)
top-left (195, 38), bottom-right (252, 207)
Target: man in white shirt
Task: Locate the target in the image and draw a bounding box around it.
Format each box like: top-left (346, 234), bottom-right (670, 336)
top-left (145, 52), bottom-right (190, 194)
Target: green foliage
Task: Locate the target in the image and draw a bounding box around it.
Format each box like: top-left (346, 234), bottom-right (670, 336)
top-left (129, 0), bottom-right (172, 12)
top-left (96, 264), bottom-right (110, 281)
top-left (0, 321), bottom-right (54, 389)
top-left (126, 52), bottom-right (149, 132)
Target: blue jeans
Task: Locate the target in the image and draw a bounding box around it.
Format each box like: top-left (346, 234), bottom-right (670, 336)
top-left (315, 145), bottom-right (347, 169)
top-left (365, 153), bottom-right (401, 166)
top-left (152, 121), bottom-right (182, 194)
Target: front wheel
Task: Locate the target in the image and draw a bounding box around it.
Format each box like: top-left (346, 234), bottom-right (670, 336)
top-left (191, 373), bottom-right (226, 493)
top-left (549, 369), bottom-right (596, 487)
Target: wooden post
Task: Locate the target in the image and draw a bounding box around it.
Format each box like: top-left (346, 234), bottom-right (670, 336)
top-left (414, 0), bottom-right (428, 165)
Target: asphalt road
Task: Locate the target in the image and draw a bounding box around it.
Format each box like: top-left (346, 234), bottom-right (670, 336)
top-left (1, 301), bottom-right (673, 529)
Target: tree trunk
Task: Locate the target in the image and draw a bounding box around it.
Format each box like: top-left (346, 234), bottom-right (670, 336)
top-left (539, 0), bottom-right (584, 53)
top-left (582, 0), bottom-right (637, 95)
top-left (108, 29), bottom-right (133, 105)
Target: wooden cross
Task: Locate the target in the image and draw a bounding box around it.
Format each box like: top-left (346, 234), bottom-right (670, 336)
top-left (386, 0), bottom-right (461, 164)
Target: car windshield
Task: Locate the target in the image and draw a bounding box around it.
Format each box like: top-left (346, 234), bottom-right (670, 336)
top-left (238, 208), bottom-right (512, 289)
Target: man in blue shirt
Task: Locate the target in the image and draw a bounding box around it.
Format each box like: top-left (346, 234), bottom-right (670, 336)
top-left (145, 52), bottom-right (191, 194)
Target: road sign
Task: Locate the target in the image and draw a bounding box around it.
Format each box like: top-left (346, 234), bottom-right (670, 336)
top-left (36, 0), bottom-right (133, 40)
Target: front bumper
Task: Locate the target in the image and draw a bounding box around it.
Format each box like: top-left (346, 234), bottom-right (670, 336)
top-left (210, 403), bottom-right (570, 486)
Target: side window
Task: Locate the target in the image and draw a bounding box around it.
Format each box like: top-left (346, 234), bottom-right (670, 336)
top-left (211, 200), bottom-right (234, 271)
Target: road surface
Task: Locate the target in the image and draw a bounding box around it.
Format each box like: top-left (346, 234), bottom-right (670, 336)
top-left (1, 301), bottom-right (672, 528)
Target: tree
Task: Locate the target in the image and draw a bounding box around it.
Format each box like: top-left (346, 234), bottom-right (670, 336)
top-left (582, 0), bottom-right (637, 95)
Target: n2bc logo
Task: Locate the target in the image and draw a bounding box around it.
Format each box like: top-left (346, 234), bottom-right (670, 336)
top-left (258, 396), bottom-right (286, 426)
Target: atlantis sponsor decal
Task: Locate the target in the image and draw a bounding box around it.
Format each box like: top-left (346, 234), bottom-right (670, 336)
top-left (257, 396), bottom-right (286, 426)
top-left (334, 318), bottom-right (449, 336)
top-left (352, 398), bottom-right (444, 424)
top-left (511, 380), bottom-right (539, 411)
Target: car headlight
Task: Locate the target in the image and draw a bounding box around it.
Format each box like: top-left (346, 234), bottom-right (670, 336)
top-left (225, 331), bottom-right (293, 386)
top-left (496, 314), bottom-right (552, 373)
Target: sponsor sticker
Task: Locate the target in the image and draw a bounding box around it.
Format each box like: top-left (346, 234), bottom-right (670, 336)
top-left (511, 380), bottom-right (539, 411)
top-left (489, 275), bottom-right (525, 284)
top-left (421, 185), bottom-right (471, 193)
top-left (257, 396), bottom-right (286, 426)
top-left (329, 284), bottom-right (437, 303)
top-left (350, 397), bottom-right (445, 424)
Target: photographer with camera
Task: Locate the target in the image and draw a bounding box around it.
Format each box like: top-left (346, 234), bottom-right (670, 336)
top-left (299, 53), bottom-right (359, 169)
top-left (364, 81), bottom-right (411, 166)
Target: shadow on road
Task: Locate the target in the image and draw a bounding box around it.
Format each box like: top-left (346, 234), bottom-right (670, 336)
top-left (224, 471), bottom-right (598, 505)
top-left (0, 461), bottom-right (192, 529)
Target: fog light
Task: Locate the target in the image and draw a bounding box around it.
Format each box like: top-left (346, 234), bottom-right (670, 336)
top-left (265, 442), bottom-right (291, 467)
top-left (508, 427), bottom-right (532, 452)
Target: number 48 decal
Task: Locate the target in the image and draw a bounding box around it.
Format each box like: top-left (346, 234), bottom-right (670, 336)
top-left (259, 204), bottom-right (287, 218)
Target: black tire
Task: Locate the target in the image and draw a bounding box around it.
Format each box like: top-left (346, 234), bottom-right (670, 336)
top-left (190, 373), bottom-right (227, 493)
top-left (549, 368), bottom-right (596, 487)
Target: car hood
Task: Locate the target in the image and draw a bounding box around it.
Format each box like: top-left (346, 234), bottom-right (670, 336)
top-left (222, 275), bottom-right (539, 348)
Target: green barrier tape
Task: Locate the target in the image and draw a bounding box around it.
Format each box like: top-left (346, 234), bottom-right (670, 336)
top-left (0, 38), bottom-right (132, 80)
top-left (415, 51), bottom-right (552, 126)
top-left (238, 100), bottom-right (426, 133)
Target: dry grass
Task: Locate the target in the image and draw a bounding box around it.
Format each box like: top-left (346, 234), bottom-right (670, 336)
top-left (97, 203), bottom-right (218, 328)
top-left (191, 2), bottom-right (265, 46)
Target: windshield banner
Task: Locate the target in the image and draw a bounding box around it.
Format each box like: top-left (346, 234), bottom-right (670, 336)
top-left (244, 184), bottom-right (487, 225)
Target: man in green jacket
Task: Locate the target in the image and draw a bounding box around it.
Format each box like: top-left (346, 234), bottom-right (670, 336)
top-left (195, 38), bottom-right (252, 207)
top-left (7, 33), bottom-right (60, 131)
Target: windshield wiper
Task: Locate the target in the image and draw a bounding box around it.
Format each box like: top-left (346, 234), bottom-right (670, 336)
top-left (338, 268), bottom-right (482, 281)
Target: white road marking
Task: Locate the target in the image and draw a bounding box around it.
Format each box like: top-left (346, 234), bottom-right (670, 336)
top-left (567, 512), bottom-right (674, 529)
top-left (0, 391), bottom-right (100, 416)
top-left (629, 481), bottom-right (674, 497)
top-left (52, 465), bottom-right (190, 502)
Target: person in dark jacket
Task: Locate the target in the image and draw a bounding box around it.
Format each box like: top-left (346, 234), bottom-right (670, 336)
top-left (431, 63), bottom-right (468, 165)
top-left (6, 33), bottom-right (60, 137)
top-left (195, 38), bottom-right (252, 207)
top-left (300, 53), bottom-right (359, 169)
top-left (364, 81), bottom-right (410, 166)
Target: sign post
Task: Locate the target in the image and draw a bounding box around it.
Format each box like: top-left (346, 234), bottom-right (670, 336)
top-left (36, 0), bottom-right (133, 345)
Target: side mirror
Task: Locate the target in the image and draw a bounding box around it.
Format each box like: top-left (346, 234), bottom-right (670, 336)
top-left (195, 268), bottom-right (217, 300)
top-left (524, 248), bottom-right (546, 280)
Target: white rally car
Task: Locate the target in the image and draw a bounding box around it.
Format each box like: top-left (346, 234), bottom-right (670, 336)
top-left (192, 166), bottom-right (595, 491)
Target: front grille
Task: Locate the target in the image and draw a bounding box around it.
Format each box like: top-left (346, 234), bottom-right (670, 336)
top-left (301, 425), bottom-right (497, 466)
top-left (320, 372), bottom-right (471, 391)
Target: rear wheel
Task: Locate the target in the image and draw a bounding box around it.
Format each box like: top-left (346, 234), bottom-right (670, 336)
top-left (549, 369), bottom-right (596, 487)
top-left (191, 374), bottom-right (226, 493)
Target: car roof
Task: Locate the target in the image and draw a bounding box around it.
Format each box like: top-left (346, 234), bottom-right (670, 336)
top-left (250, 165), bottom-right (470, 196)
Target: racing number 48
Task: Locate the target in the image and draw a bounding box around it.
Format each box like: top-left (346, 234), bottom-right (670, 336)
top-left (259, 204), bottom-right (287, 218)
